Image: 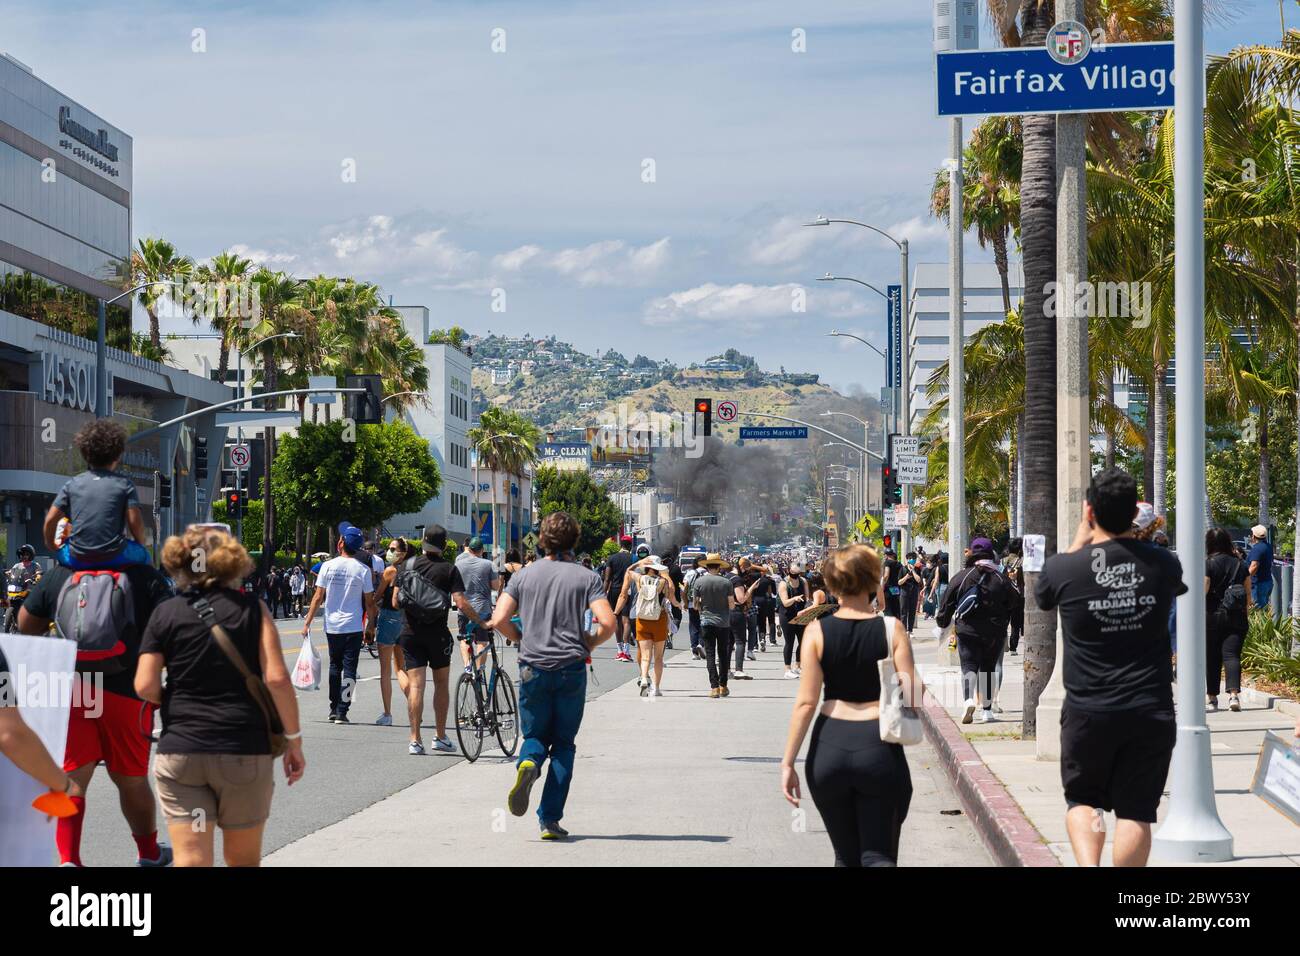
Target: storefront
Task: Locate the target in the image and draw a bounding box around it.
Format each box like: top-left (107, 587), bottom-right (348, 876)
top-left (0, 54), bottom-right (231, 565)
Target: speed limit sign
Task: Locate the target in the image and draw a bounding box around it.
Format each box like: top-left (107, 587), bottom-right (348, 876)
top-left (717, 400), bottom-right (738, 423)
top-left (229, 444), bottom-right (251, 470)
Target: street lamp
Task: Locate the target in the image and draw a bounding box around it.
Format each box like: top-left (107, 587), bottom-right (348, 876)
top-left (806, 215), bottom-right (911, 553)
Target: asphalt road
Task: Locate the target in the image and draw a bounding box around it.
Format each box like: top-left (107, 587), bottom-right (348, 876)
top-left (73, 614), bottom-right (989, 867)
top-left (74, 611), bottom-right (657, 867)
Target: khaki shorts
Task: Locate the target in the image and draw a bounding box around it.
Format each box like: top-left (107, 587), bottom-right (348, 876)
top-left (154, 753), bottom-right (275, 831)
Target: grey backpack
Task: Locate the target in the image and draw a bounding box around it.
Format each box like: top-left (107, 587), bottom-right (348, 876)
top-left (55, 570), bottom-right (135, 674)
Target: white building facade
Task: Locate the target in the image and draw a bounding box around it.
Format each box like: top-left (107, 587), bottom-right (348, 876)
top-left (907, 261), bottom-right (1025, 431)
top-left (387, 306), bottom-right (474, 542)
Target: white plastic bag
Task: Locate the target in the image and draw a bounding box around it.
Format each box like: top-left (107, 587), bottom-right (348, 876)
top-left (292, 634), bottom-right (321, 690)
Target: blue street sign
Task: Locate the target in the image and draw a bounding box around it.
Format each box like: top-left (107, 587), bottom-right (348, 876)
top-left (888, 285), bottom-right (902, 391)
top-left (739, 426), bottom-right (808, 440)
top-left (936, 41), bottom-right (1174, 117)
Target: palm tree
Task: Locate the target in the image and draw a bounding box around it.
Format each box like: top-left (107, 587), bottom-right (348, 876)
top-left (469, 407), bottom-right (541, 555)
top-left (984, 0), bottom-right (1058, 737)
top-left (129, 237), bottom-right (193, 351)
top-left (192, 250), bottom-right (254, 384)
top-left (930, 115), bottom-right (1022, 316)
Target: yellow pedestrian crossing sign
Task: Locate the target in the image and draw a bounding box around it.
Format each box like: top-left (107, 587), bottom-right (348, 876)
top-left (856, 513), bottom-right (880, 538)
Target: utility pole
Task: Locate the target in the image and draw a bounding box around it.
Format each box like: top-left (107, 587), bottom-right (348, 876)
top-left (934, 0), bottom-right (974, 565)
top-left (1152, 0), bottom-right (1233, 863)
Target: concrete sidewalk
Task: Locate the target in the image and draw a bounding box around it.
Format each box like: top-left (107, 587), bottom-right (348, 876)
top-left (266, 643), bottom-right (990, 867)
top-left (919, 627), bottom-right (1300, 866)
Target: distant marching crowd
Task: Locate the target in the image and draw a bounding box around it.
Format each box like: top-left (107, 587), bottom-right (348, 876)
top-left (2, 424), bottom-right (1297, 868)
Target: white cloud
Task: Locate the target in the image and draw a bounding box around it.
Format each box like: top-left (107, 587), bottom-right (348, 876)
top-left (643, 282), bottom-right (804, 329)
top-left (745, 215), bottom-right (826, 267)
top-left (887, 216), bottom-right (949, 247)
top-left (493, 244), bottom-right (544, 271)
top-left (225, 244), bottom-right (299, 268)
top-left (644, 281), bottom-right (869, 331)
top-left (547, 237), bottom-right (671, 286)
top-left (322, 216), bottom-right (480, 282)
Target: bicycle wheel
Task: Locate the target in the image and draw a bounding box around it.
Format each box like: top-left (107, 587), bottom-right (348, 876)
top-left (454, 673), bottom-right (485, 762)
top-left (493, 671), bottom-right (520, 757)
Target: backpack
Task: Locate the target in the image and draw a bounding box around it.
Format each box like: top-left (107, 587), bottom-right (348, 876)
top-left (634, 575), bottom-right (663, 620)
top-left (395, 559), bottom-right (451, 623)
top-left (1213, 558), bottom-right (1248, 618)
top-left (950, 565), bottom-right (999, 626)
top-left (55, 570), bottom-right (134, 675)
top-left (682, 568), bottom-right (699, 605)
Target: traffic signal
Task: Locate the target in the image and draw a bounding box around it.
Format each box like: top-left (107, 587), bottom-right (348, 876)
top-left (195, 436), bottom-right (208, 481)
top-left (158, 474), bottom-right (172, 509)
top-left (882, 462), bottom-right (897, 506)
top-left (883, 533), bottom-right (892, 550)
top-left (224, 489), bottom-right (244, 518)
top-left (345, 374), bottom-right (384, 424)
top-left (694, 397), bottom-right (713, 437)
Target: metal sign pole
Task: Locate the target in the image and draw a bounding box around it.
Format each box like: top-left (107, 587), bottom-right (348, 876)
top-left (1152, 0), bottom-right (1233, 863)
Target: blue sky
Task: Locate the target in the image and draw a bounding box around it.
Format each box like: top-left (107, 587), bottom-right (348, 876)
top-left (5, 0), bottom-right (1289, 392)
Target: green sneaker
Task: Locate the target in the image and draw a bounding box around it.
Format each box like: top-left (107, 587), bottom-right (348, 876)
top-left (540, 821), bottom-right (570, 840)
top-left (508, 760), bottom-right (539, 817)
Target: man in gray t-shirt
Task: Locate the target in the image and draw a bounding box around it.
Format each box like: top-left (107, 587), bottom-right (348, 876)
top-left (692, 556), bottom-right (736, 694)
top-left (487, 511), bottom-right (615, 838)
top-left (455, 537), bottom-right (501, 665)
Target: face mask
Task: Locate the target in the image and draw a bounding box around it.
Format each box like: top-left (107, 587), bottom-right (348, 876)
top-left (385, 549), bottom-right (400, 565)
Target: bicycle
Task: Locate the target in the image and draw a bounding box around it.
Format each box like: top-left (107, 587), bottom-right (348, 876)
top-left (455, 619), bottom-right (520, 762)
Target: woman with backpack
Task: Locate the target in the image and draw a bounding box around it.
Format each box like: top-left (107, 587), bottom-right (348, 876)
top-left (616, 557), bottom-right (678, 697)
top-left (1205, 528), bottom-right (1252, 713)
top-left (134, 525), bottom-right (305, 866)
top-left (936, 537), bottom-right (1013, 724)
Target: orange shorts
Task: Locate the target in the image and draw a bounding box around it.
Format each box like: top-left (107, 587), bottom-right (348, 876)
top-left (635, 615), bottom-right (669, 643)
top-left (64, 688), bottom-right (154, 777)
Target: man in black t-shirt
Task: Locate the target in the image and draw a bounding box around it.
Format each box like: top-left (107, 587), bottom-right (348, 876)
top-left (881, 550), bottom-right (903, 618)
top-left (603, 536), bottom-right (635, 661)
top-left (397, 525), bottom-right (469, 755)
top-left (1035, 467), bottom-right (1186, 868)
top-left (19, 562), bottom-right (173, 866)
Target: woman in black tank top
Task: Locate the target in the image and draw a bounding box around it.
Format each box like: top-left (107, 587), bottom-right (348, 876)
top-left (780, 544), bottom-right (918, 867)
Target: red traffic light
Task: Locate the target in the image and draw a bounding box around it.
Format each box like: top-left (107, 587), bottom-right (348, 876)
top-left (696, 400), bottom-right (709, 413)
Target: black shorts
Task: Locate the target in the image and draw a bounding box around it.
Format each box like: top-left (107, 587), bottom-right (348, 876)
top-left (1060, 707), bottom-right (1175, 823)
top-left (399, 631), bottom-right (452, 670)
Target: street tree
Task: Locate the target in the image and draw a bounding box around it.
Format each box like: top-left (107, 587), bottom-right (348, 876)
top-left (533, 465), bottom-right (624, 555)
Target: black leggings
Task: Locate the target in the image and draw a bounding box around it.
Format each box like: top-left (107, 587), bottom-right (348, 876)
top-left (781, 619), bottom-right (804, 667)
top-left (899, 588), bottom-right (918, 633)
top-left (1206, 618), bottom-right (1245, 695)
top-left (806, 715), bottom-right (912, 867)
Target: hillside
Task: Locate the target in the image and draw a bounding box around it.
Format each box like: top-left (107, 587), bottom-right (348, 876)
top-left (469, 333), bottom-right (841, 433)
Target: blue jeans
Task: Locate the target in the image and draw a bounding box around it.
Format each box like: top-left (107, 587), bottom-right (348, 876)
top-left (58, 540), bottom-right (149, 569)
top-left (517, 659), bottom-right (587, 825)
top-left (688, 608), bottom-right (702, 649)
top-left (327, 631), bottom-right (363, 717)
top-left (1252, 576), bottom-right (1273, 614)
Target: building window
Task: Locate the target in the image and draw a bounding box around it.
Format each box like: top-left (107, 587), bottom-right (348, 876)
top-left (448, 491), bottom-right (468, 517)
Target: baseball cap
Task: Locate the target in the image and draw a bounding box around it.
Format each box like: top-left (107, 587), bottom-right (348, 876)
top-left (422, 524), bottom-right (448, 552)
top-left (337, 521), bottom-right (364, 554)
top-left (466, 536), bottom-right (484, 551)
top-left (969, 536), bottom-right (994, 554)
top-left (1251, 524), bottom-right (1268, 538)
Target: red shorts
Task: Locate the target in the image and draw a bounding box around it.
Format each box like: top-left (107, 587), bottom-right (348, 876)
top-left (63, 688), bottom-right (154, 777)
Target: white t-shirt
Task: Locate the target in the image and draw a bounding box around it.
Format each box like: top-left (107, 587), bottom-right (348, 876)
top-left (316, 555), bottom-right (374, 634)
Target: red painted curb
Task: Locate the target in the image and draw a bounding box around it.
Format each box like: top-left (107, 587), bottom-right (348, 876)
top-left (919, 695), bottom-right (1060, 867)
